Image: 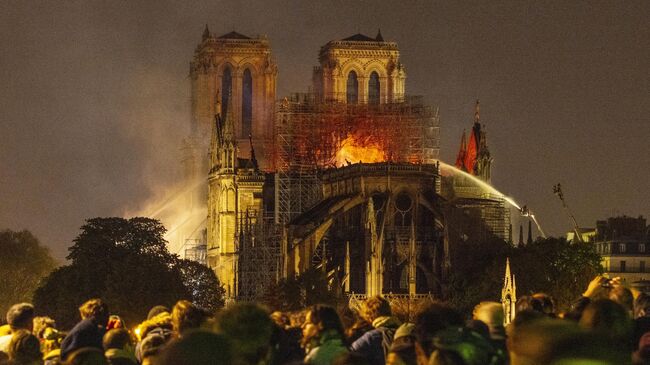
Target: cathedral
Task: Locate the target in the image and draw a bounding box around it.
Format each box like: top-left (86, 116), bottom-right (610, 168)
top-left (182, 27), bottom-right (508, 300)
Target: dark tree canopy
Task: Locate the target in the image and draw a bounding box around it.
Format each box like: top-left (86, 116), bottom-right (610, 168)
top-left (263, 268), bottom-right (339, 312)
top-left (0, 229), bottom-right (57, 319)
top-left (511, 236), bottom-right (603, 310)
top-left (444, 235), bottom-right (602, 316)
top-left (177, 258), bottom-right (225, 313)
top-left (33, 217), bottom-right (224, 329)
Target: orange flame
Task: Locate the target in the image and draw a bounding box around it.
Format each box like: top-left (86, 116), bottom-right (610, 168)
top-left (335, 134), bottom-right (387, 167)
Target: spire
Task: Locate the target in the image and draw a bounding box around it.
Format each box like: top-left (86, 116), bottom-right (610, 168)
top-left (248, 134), bottom-right (259, 171)
top-left (202, 24), bottom-right (211, 41)
top-left (527, 220), bottom-right (533, 245)
top-left (474, 99), bottom-right (480, 123)
top-left (455, 130), bottom-right (467, 170)
top-left (502, 257), bottom-right (517, 325)
top-left (375, 28), bottom-right (384, 42)
top-left (518, 224), bottom-right (524, 247)
top-left (223, 90), bottom-right (235, 141)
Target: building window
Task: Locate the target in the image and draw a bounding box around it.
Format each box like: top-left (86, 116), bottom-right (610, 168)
top-left (346, 71), bottom-right (358, 104)
top-left (242, 69), bottom-right (253, 138)
top-left (620, 260), bottom-right (626, 273)
top-left (641, 261), bottom-right (646, 273)
top-left (222, 67), bottom-right (232, 117)
top-left (620, 243), bottom-right (626, 253)
top-left (640, 244), bottom-right (646, 253)
top-left (368, 71), bottom-right (380, 105)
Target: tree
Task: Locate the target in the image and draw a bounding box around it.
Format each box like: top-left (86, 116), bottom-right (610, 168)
top-left (263, 268), bottom-right (339, 311)
top-left (176, 259), bottom-right (225, 313)
top-left (0, 230), bottom-right (57, 318)
top-left (511, 237), bottom-right (603, 311)
top-left (444, 235), bottom-right (512, 316)
top-left (33, 217), bottom-right (224, 329)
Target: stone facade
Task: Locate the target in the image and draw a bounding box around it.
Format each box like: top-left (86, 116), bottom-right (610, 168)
top-left (313, 33), bottom-right (406, 104)
top-left (190, 28), bottom-right (277, 170)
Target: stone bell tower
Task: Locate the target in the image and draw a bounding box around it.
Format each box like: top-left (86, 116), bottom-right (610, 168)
top-left (312, 30), bottom-right (406, 104)
top-left (190, 26), bottom-right (277, 170)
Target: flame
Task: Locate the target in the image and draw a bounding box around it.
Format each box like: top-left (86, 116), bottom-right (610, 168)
top-left (335, 134), bottom-right (387, 167)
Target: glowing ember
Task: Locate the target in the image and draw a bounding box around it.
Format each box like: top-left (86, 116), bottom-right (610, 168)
top-left (335, 134), bottom-right (387, 167)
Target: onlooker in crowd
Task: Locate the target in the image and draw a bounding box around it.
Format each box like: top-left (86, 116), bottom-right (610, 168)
top-left (387, 323), bottom-right (417, 365)
top-left (63, 347), bottom-right (108, 365)
top-left (302, 304), bottom-right (349, 365)
top-left (60, 299), bottom-right (109, 361)
top-left (6, 330), bottom-right (42, 365)
top-left (430, 326), bottom-right (495, 365)
top-left (472, 301), bottom-right (507, 363)
top-left (138, 332), bottom-right (166, 365)
top-left (578, 299), bottom-right (633, 348)
top-left (134, 307), bottom-right (173, 363)
top-left (155, 330), bottom-right (231, 365)
top-left (215, 303), bottom-right (274, 365)
top-left (41, 327), bottom-right (65, 365)
top-left (332, 352), bottom-right (370, 365)
top-left (351, 296), bottom-right (401, 365)
top-left (102, 329), bottom-right (136, 365)
top-left (412, 302), bottom-right (463, 365)
top-left (171, 300), bottom-right (209, 337)
top-left (270, 311), bottom-right (304, 365)
top-left (0, 303), bottom-right (35, 354)
top-left (531, 293), bottom-right (556, 318)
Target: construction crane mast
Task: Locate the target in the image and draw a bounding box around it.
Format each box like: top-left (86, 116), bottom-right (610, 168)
top-left (553, 183), bottom-right (584, 243)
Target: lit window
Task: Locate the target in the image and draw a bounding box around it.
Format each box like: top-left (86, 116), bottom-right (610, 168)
top-left (640, 244), bottom-right (646, 253)
top-left (620, 243), bottom-right (626, 253)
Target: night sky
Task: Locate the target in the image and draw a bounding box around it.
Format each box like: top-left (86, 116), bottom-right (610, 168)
top-left (1, 1), bottom-right (648, 260)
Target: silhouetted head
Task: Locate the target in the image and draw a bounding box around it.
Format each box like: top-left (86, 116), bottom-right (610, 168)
top-left (147, 305), bottom-right (170, 320)
top-left (102, 328), bottom-right (131, 351)
top-left (6, 303), bottom-right (35, 331)
top-left (413, 302), bottom-right (463, 361)
top-left (156, 330), bottom-right (231, 365)
top-left (65, 347), bottom-right (108, 365)
top-left (79, 299), bottom-right (109, 326)
top-left (361, 296), bottom-right (392, 323)
top-left (634, 292), bottom-right (650, 319)
top-left (171, 300), bottom-right (209, 335)
top-left (7, 329), bottom-right (42, 363)
top-left (532, 293), bottom-right (556, 317)
top-left (472, 301), bottom-right (504, 340)
top-left (579, 299), bottom-right (633, 343)
top-left (216, 302), bottom-right (274, 365)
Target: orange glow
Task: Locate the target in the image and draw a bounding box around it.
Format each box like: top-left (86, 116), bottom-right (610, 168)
top-left (335, 134), bottom-right (387, 167)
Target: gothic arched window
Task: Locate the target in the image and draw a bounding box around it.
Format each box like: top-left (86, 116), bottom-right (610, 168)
top-left (368, 71), bottom-right (380, 105)
top-left (242, 69), bottom-right (253, 138)
top-left (346, 71), bottom-right (358, 104)
top-left (221, 67), bottom-right (232, 118)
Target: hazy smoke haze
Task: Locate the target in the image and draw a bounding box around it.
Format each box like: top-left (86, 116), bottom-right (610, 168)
top-left (1, 1), bottom-right (648, 259)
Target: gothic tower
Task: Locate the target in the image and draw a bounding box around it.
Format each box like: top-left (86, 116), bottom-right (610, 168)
top-left (207, 94), bottom-right (264, 299)
top-left (312, 31), bottom-right (406, 103)
top-left (190, 27), bottom-right (277, 170)
top-left (502, 257), bottom-right (517, 325)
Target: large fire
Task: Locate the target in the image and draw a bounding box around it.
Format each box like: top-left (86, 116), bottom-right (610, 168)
top-left (334, 134), bottom-right (387, 167)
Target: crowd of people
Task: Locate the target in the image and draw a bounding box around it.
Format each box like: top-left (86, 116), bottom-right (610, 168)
top-left (1, 275), bottom-right (649, 365)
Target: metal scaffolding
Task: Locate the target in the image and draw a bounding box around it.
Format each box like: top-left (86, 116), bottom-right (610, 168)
top-left (274, 93), bottom-right (440, 225)
top-left (236, 209), bottom-right (281, 301)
